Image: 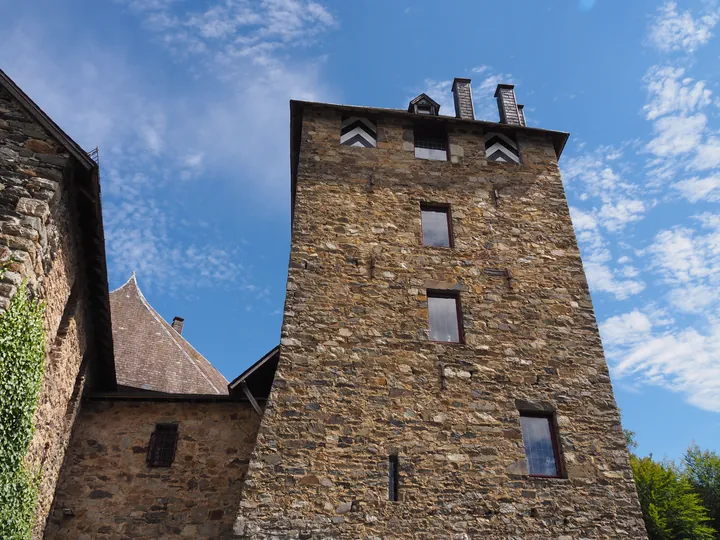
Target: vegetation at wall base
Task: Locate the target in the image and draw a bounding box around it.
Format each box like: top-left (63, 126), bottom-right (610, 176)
top-left (0, 283), bottom-right (46, 539)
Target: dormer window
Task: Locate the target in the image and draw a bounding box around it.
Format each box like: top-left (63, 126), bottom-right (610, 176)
top-left (408, 93), bottom-right (440, 116)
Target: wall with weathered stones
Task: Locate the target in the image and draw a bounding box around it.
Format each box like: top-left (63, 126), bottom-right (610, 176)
top-left (0, 85), bottom-right (94, 538)
top-left (235, 105), bottom-right (647, 538)
top-left (46, 400), bottom-right (261, 539)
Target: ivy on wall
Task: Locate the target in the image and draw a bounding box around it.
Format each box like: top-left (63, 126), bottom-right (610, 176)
top-left (0, 283), bottom-right (46, 539)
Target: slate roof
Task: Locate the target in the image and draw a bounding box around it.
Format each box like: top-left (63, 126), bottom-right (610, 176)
top-left (110, 274), bottom-right (228, 395)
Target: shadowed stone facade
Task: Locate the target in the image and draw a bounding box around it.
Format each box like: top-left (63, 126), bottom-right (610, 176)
top-left (0, 71), bottom-right (114, 538)
top-left (233, 101), bottom-right (647, 538)
top-left (45, 400), bottom-right (260, 539)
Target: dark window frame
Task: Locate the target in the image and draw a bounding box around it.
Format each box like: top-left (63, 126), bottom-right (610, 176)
top-left (426, 289), bottom-right (464, 344)
top-left (518, 411), bottom-right (564, 479)
top-left (413, 125), bottom-right (449, 161)
top-left (388, 454), bottom-right (399, 502)
top-left (147, 423), bottom-right (179, 468)
top-left (420, 202), bottom-right (453, 248)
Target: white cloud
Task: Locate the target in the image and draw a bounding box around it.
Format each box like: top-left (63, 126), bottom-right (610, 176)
top-left (568, 206), bottom-right (646, 300)
top-left (668, 284), bottom-right (717, 312)
top-left (673, 174), bottom-right (720, 202)
top-left (692, 137), bottom-right (720, 170)
top-left (601, 310), bottom-right (653, 347)
top-left (598, 199), bottom-right (646, 232)
top-left (643, 65), bottom-right (712, 120)
top-left (646, 114), bottom-right (706, 157)
top-left (611, 323), bottom-right (720, 412)
top-left (649, 222), bottom-right (720, 284)
top-left (584, 262), bottom-right (646, 300)
top-left (647, 1), bottom-right (720, 53)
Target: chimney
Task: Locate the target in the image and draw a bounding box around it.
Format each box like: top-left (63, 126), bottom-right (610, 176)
top-left (518, 104), bottom-right (527, 127)
top-left (494, 84), bottom-right (522, 125)
top-left (451, 77), bottom-right (475, 120)
top-left (171, 316), bottom-right (184, 334)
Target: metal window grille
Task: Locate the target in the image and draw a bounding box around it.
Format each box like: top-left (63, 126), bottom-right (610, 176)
top-left (414, 134), bottom-right (447, 151)
top-left (388, 454), bottom-right (399, 501)
top-left (147, 423), bottom-right (179, 467)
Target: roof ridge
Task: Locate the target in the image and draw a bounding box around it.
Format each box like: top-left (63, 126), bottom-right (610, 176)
top-left (127, 276), bottom-right (225, 394)
top-left (0, 68), bottom-right (96, 170)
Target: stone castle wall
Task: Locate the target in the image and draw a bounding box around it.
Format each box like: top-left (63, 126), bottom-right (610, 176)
top-left (0, 86), bottom-right (91, 537)
top-left (46, 400), bottom-right (261, 539)
top-left (235, 106), bottom-right (647, 538)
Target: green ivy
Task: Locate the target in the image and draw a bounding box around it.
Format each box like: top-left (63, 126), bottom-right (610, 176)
top-left (0, 283), bottom-right (46, 540)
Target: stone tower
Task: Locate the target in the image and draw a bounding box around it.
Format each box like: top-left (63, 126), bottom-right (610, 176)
top-left (235, 81), bottom-right (647, 538)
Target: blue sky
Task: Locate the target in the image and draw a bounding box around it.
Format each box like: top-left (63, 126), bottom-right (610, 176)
top-left (2, 0), bottom-right (719, 461)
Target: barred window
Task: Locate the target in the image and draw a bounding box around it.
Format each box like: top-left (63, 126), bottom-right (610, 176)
top-left (147, 423), bottom-right (179, 467)
top-left (414, 128), bottom-right (447, 161)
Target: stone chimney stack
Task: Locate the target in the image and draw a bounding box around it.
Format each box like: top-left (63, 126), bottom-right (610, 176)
top-left (494, 83), bottom-right (523, 125)
top-left (171, 316), bottom-right (184, 334)
top-left (451, 78), bottom-right (475, 120)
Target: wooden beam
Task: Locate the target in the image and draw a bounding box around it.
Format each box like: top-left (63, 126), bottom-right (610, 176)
top-left (241, 381), bottom-right (264, 416)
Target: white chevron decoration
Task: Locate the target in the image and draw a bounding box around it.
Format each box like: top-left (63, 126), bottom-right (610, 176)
top-left (340, 116), bottom-right (377, 148)
top-left (484, 132), bottom-right (520, 163)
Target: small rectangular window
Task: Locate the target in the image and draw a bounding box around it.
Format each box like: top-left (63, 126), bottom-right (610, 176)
top-left (414, 128), bottom-right (447, 161)
top-left (519, 413), bottom-right (562, 478)
top-left (147, 423), bottom-right (179, 468)
top-left (427, 291), bottom-right (462, 343)
top-left (388, 454), bottom-right (399, 501)
top-left (421, 204), bottom-right (452, 247)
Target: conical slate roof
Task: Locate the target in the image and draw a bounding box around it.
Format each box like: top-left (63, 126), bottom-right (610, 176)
top-left (109, 274), bottom-right (228, 395)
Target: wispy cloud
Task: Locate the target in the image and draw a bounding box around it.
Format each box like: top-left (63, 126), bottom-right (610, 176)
top-left (647, 1), bottom-right (720, 53)
top-left (1, 0), bottom-right (337, 295)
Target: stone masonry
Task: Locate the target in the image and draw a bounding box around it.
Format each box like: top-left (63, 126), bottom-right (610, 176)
top-left (46, 400), bottom-right (261, 539)
top-left (234, 103), bottom-right (647, 538)
top-left (0, 83), bottom-right (99, 538)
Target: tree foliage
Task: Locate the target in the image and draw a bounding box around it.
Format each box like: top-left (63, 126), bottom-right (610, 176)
top-left (0, 284), bottom-right (46, 539)
top-left (684, 444), bottom-right (720, 535)
top-left (630, 451), bottom-right (716, 540)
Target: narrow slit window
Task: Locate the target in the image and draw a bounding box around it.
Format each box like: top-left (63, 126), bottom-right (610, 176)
top-left (147, 423), bottom-right (179, 468)
top-left (427, 291), bottom-right (462, 343)
top-left (388, 454), bottom-right (399, 501)
top-left (519, 413), bottom-right (562, 478)
top-left (414, 128), bottom-right (447, 161)
top-left (421, 204), bottom-right (452, 247)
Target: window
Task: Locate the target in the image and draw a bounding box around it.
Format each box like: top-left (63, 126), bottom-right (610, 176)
top-left (427, 291), bottom-right (462, 343)
top-left (147, 423), bottom-right (179, 467)
top-left (414, 128), bottom-right (447, 161)
top-left (388, 454), bottom-right (399, 501)
top-left (519, 413), bottom-right (562, 478)
top-left (421, 204), bottom-right (452, 247)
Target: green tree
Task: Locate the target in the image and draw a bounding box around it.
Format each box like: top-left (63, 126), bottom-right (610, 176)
top-left (625, 429), bottom-right (639, 453)
top-left (631, 454), bottom-right (716, 540)
top-left (684, 444), bottom-right (720, 536)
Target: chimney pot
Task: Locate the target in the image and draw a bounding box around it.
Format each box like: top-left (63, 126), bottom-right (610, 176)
top-left (494, 84), bottom-right (523, 126)
top-left (172, 316), bottom-right (184, 334)
top-left (451, 78), bottom-right (474, 120)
